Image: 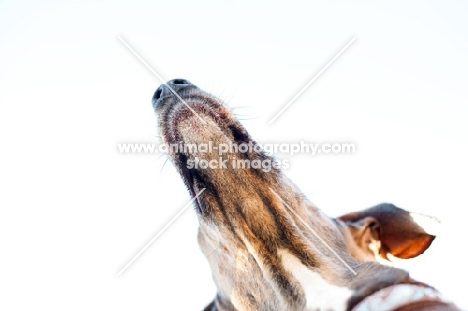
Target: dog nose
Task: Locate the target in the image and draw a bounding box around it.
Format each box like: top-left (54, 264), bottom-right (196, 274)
top-left (152, 79), bottom-right (192, 106)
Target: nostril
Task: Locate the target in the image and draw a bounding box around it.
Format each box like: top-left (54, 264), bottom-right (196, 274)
top-left (168, 78), bottom-right (191, 86)
top-left (153, 87), bottom-right (163, 100)
top-left (153, 84), bottom-right (167, 103)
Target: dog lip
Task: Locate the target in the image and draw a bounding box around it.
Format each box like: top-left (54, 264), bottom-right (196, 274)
top-left (152, 84), bottom-right (198, 109)
top-left (152, 95), bottom-right (173, 109)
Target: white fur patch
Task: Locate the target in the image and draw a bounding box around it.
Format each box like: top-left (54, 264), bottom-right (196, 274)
top-left (279, 249), bottom-right (353, 311)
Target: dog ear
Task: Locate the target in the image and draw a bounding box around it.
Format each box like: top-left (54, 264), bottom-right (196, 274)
top-left (338, 203), bottom-right (439, 260)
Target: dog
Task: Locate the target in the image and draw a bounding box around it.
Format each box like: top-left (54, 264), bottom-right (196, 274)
top-left (153, 79), bottom-right (460, 311)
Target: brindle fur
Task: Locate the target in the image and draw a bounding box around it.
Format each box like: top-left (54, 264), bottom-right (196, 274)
top-left (153, 80), bottom-right (456, 311)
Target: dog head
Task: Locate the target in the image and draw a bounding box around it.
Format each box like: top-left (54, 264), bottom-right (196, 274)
top-left (153, 79), bottom-right (440, 311)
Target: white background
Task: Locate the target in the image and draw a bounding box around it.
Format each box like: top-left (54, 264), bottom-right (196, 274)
top-left (1, 0), bottom-right (467, 310)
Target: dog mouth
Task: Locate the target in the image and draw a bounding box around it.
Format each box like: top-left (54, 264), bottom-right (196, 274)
top-left (153, 79), bottom-right (277, 214)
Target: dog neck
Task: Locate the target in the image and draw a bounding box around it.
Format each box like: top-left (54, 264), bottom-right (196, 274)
top-left (196, 180), bottom-right (414, 311)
